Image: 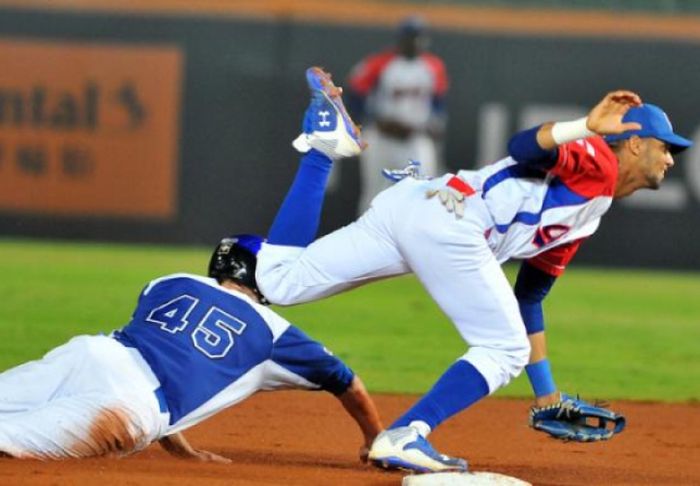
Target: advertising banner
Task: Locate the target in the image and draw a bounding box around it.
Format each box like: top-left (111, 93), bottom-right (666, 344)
top-left (0, 38), bottom-right (183, 218)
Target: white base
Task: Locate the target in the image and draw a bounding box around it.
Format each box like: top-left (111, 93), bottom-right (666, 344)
top-left (402, 472), bottom-right (532, 486)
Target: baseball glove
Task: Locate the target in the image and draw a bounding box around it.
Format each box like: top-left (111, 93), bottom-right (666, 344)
top-left (529, 393), bottom-right (626, 442)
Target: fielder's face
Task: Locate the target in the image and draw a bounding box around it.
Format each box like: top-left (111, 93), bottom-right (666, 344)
top-left (398, 32), bottom-right (427, 58)
top-left (638, 137), bottom-right (674, 189)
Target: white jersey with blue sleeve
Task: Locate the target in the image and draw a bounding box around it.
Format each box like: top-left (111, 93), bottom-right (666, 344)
top-left (455, 136), bottom-right (618, 274)
top-left (114, 273), bottom-right (353, 435)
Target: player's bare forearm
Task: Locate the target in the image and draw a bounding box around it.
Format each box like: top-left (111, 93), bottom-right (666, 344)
top-left (158, 433), bottom-right (231, 463)
top-left (528, 331), bottom-right (548, 364)
top-left (337, 376), bottom-right (383, 461)
top-left (535, 122), bottom-right (558, 150)
top-left (527, 331), bottom-right (561, 407)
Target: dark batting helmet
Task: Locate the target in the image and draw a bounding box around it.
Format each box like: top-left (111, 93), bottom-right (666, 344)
top-left (208, 234), bottom-right (268, 303)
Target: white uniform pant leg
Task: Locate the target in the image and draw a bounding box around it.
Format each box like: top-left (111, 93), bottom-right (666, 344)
top-left (257, 194), bottom-right (411, 305)
top-left (0, 336), bottom-right (166, 459)
top-left (259, 175), bottom-right (528, 392)
top-left (0, 394), bottom-right (145, 459)
top-left (0, 342), bottom-right (83, 415)
top-left (391, 180), bottom-right (530, 392)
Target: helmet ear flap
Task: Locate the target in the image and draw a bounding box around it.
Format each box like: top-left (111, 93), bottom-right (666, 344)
top-left (208, 239), bottom-right (234, 280)
top-left (229, 257), bottom-right (250, 281)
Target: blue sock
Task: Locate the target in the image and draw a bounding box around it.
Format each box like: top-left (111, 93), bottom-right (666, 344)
top-left (267, 149), bottom-right (333, 247)
top-left (525, 358), bottom-right (557, 397)
top-left (391, 360), bottom-right (490, 431)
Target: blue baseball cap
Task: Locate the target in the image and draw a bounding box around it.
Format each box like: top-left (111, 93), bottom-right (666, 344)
top-left (604, 103), bottom-right (692, 154)
top-left (398, 15), bottom-right (427, 36)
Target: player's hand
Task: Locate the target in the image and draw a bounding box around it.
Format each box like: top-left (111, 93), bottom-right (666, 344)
top-left (426, 175), bottom-right (475, 219)
top-left (164, 444), bottom-right (232, 464)
top-left (427, 186), bottom-right (465, 218)
top-left (189, 449), bottom-right (233, 464)
top-left (587, 90), bottom-right (643, 135)
top-left (529, 393), bottom-right (626, 442)
top-left (159, 433), bottom-right (232, 463)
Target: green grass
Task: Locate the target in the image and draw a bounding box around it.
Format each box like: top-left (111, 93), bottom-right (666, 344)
top-left (1, 238), bottom-right (698, 402)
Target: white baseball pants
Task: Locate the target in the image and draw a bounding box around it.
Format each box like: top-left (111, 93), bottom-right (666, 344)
top-left (257, 177), bottom-right (530, 393)
top-left (0, 335), bottom-right (168, 459)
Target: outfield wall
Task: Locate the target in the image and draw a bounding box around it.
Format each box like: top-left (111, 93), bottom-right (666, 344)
top-left (0, 4), bottom-right (698, 269)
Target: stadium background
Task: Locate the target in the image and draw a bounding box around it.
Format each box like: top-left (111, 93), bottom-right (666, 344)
top-left (0, 0), bottom-right (699, 269)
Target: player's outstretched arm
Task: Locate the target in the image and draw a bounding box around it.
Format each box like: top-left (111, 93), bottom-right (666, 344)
top-left (536, 90), bottom-right (643, 150)
top-left (336, 376), bottom-right (384, 463)
top-left (159, 433), bottom-right (232, 463)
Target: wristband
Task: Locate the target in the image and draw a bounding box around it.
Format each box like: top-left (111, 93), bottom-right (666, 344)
top-left (525, 359), bottom-right (557, 397)
top-left (551, 117), bottom-right (595, 145)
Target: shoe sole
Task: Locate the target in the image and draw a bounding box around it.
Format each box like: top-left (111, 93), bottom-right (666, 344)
top-left (371, 457), bottom-right (433, 474)
top-left (370, 456), bottom-right (467, 474)
top-left (305, 67), bottom-right (362, 142)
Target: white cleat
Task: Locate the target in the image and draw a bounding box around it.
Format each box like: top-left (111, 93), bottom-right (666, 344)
top-left (368, 426), bottom-right (468, 474)
top-left (292, 66), bottom-right (364, 160)
top-left (382, 159), bottom-right (426, 183)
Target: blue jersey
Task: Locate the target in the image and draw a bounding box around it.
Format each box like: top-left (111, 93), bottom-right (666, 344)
top-left (114, 274), bottom-right (353, 433)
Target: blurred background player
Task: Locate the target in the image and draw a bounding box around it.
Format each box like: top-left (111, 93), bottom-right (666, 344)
top-left (0, 235), bottom-right (382, 461)
top-left (256, 68), bottom-right (692, 471)
top-left (346, 15), bottom-right (449, 214)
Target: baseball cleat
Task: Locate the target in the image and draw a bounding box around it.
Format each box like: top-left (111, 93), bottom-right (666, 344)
top-left (367, 426), bottom-right (468, 474)
top-left (382, 159), bottom-right (425, 183)
top-left (292, 66), bottom-right (364, 159)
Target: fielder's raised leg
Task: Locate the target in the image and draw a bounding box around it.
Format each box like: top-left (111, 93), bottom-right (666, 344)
top-left (258, 67), bottom-right (483, 473)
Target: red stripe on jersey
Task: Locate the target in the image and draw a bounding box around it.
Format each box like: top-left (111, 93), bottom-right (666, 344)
top-left (527, 238), bottom-right (584, 277)
top-left (347, 50), bottom-right (397, 96)
top-left (420, 53), bottom-right (449, 96)
top-left (551, 136), bottom-right (618, 198)
top-left (447, 176), bottom-right (475, 195)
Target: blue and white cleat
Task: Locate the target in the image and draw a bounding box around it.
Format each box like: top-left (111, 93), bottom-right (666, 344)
top-left (292, 66), bottom-right (364, 159)
top-left (382, 159), bottom-right (425, 183)
top-left (368, 426), bottom-right (468, 474)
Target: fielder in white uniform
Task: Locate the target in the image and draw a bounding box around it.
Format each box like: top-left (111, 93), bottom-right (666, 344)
top-left (347, 16), bottom-right (449, 213)
top-left (0, 235), bottom-right (382, 461)
top-left (257, 68), bottom-right (692, 472)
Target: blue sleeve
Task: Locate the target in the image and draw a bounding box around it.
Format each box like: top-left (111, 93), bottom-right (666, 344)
top-left (513, 261), bottom-right (557, 334)
top-left (271, 325), bottom-right (354, 396)
top-left (507, 125), bottom-right (558, 170)
top-left (266, 149), bottom-right (332, 247)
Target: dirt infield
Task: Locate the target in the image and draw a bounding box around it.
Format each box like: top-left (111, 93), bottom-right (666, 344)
top-left (1, 392), bottom-right (698, 485)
